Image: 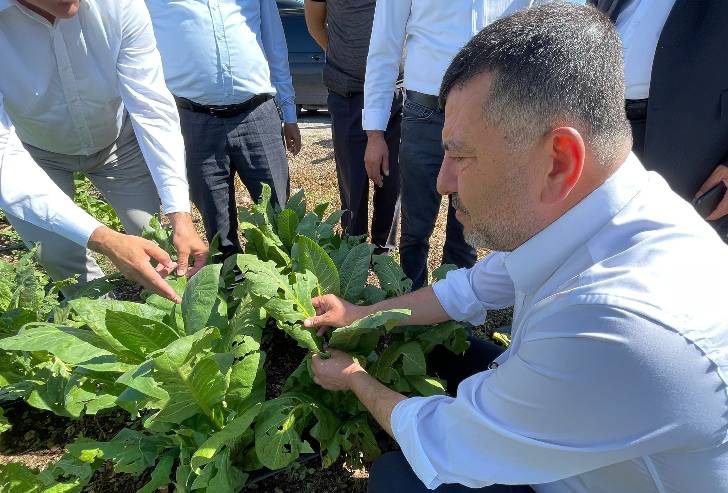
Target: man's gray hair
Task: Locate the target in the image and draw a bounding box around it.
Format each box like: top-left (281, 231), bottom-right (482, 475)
top-left (439, 2), bottom-right (631, 166)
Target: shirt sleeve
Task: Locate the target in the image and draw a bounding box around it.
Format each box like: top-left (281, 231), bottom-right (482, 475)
top-left (116, 0), bottom-right (191, 214)
top-left (432, 252), bottom-right (516, 325)
top-left (0, 93), bottom-right (102, 247)
top-left (362, 0), bottom-right (410, 130)
top-left (391, 303), bottom-right (725, 489)
top-left (260, 0), bottom-right (297, 124)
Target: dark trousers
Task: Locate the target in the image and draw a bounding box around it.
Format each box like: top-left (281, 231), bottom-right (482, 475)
top-left (399, 97), bottom-right (476, 289)
top-left (368, 338), bottom-right (534, 492)
top-left (328, 90), bottom-right (402, 250)
top-left (179, 98), bottom-right (289, 257)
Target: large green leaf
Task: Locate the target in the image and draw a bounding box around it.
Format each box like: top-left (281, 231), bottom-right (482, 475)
top-left (150, 354), bottom-right (228, 425)
top-left (182, 264), bottom-right (222, 335)
top-left (0, 324), bottom-right (113, 366)
top-left (191, 403), bottom-right (262, 469)
top-left (334, 417), bottom-right (381, 469)
top-left (276, 208), bottom-right (299, 251)
top-left (240, 222), bottom-right (290, 266)
top-left (254, 393), bottom-right (336, 470)
top-left (286, 189), bottom-right (307, 220)
top-left (67, 429), bottom-right (169, 475)
top-left (407, 376), bottom-right (446, 397)
top-left (227, 351), bottom-right (266, 413)
top-left (372, 255), bottom-right (412, 296)
top-left (0, 462), bottom-right (84, 493)
top-left (339, 243), bottom-right (373, 302)
top-left (136, 451), bottom-right (176, 493)
top-left (292, 236), bottom-right (340, 295)
top-left (104, 311), bottom-right (179, 360)
top-left (328, 309), bottom-right (411, 353)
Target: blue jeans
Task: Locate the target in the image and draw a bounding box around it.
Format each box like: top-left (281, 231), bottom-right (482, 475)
top-left (399, 97), bottom-right (476, 288)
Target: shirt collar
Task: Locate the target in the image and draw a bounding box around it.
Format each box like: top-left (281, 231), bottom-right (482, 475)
top-left (505, 152), bottom-right (647, 294)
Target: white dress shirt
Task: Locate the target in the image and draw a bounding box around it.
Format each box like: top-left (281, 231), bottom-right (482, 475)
top-left (362, 0), bottom-right (583, 130)
top-left (145, 0), bottom-right (297, 123)
top-left (393, 154), bottom-right (728, 492)
top-left (0, 96), bottom-right (102, 247)
top-left (615, 0), bottom-right (677, 100)
top-left (0, 0), bottom-right (190, 217)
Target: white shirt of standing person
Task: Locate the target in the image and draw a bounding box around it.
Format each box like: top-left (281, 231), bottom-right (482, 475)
top-left (361, 0), bottom-right (586, 131)
top-left (615, 0), bottom-right (677, 100)
top-left (0, 0), bottom-right (191, 233)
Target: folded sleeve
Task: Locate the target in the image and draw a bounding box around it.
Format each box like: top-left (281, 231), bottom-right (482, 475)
top-left (391, 303), bottom-right (726, 489)
top-left (0, 94), bottom-right (102, 246)
top-left (116, 0), bottom-right (191, 214)
top-left (362, 0), bottom-right (410, 130)
top-left (432, 252), bottom-right (516, 325)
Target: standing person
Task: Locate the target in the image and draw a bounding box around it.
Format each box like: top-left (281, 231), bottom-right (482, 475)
top-left (306, 4), bottom-right (728, 491)
top-left (304, 0), bottom-right (402, 254)
top-left (146, 0), bottom-right (302, 258)
top-left (589, 0), bottom-right (728, 238)
top-left (0, 0), bottom-right (208, 291)
top-left (363, 0), bottom-right (553, 289)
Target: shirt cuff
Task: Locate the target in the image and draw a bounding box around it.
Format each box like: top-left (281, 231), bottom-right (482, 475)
top-left (432, 269), bottom-right (488, 326)
top-left (281, 103), bottom-right (297, 124)
top-left (53, 207), bottom-right (104, 248)
top-left (391, 397), bottom-right (446, 490)
top-left (362, 108), bottom-right (389, 131)
top-left (157, 184), bottom-right (191, 215)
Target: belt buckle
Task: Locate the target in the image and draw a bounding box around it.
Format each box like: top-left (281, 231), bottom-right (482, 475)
top-left (208, 106), bottom-right (229, 117)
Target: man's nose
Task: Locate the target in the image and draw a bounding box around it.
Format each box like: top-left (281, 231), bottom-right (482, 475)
top-left (437, 156), bottom-right (458, 196)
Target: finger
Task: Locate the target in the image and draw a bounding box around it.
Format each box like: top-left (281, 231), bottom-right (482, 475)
top-left (706, 194), bottom-right (728, 221)
top-left (176, 247), bottom-right (190, 276)
top-left (146, 241), bottom-right (175, 270)
top-left (316, 326), bottom-right (330, 337)
top-left (304, 313), bottom-right (330, 328)
top-left (186, 252), bottom-right (208, 277)
top-left (137, 262), bottom-right (181, 303)
top-left (381, 151), bottom-right (390, 177)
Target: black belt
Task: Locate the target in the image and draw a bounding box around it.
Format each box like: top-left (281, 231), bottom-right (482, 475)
top-left (405, 90), bottom-right (440, 111)
top-left (174, 94), bottom-right (272, 118)
top-left (625, 98), bottom-right (648, 121)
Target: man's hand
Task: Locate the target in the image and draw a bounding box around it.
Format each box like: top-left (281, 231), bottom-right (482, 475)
top-left (87, 226), bottom-right (181, 303)
top-left (303, 294), bottom-right (367, 335)
top-left (312, 349), bottom-right (366, 391)
top-left (365, 131), bottom-right (389, 188)
top-left (167, 212), bottom-right (208, 277)
top-left (284, 122), bottom-right (302, 156)
top-left (695, 164), bottom-right (728, 220)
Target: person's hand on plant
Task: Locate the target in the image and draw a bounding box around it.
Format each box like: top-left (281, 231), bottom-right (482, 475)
top-left (284, 122), bottom-right (302, 155)
top-left (311, 348), bottom-right (366, 391)
top-left (695, 163), bottom-right (728, 220)
top-left (88, 226), bottom-right (182, 303)
top-left (167, 212), bottom-right (208, 277)
top-left (304, 294), bottom-right (366, 335)
top-left (364, 130), bottom-right (388, 188)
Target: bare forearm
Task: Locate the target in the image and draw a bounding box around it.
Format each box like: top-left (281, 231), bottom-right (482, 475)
top-left (348, 371), bottom-right (406, 437)
top-left (304, 2), bottom-right (328, 50)
top-left (365, 286), bottom-right (451, 326)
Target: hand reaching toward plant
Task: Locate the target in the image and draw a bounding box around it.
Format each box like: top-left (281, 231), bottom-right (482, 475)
top-left (304, 294), bottom-right (368, 335)
top-left (167, 212), bottom-right (208, 276)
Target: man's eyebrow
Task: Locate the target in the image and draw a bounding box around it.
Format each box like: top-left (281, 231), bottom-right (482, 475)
top-left (442, 139), bottom-right (475, 154)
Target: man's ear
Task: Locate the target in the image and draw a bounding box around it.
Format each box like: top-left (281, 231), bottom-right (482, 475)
top-left (540, 127), bottom-right (585, 204)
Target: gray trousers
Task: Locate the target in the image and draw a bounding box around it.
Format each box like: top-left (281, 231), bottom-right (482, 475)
top-left (179, 98), bottom-right (289, 258)
top-left (8, 115), bottom-right (160, 283)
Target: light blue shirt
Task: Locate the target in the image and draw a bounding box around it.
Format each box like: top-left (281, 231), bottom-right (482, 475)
top-left (145, 0), bottom-right (297, 123)
top-left (394, 154), bottom-right (728, 492)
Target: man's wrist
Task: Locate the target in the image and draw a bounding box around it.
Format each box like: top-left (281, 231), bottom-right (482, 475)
top-left (87, 225), bottom-right (117, 255)
top-left (366, 130), bottom-right (385, 142)
top-left (344, 364), bottom-right (369, 390)
top-left (166, 211), bottom-right (193, 229)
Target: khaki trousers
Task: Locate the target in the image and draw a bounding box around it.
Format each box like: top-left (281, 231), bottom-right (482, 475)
top-left (8, 115), bottom-right (161, 284)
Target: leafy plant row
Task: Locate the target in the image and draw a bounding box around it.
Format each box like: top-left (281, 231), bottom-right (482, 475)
top-left (0, 185), bottom-right (469, 492)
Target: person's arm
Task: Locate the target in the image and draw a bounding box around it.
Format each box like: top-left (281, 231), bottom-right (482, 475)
top-left (0, 94), bottom-right (181, 302)
top-left (260, 0), bottom-right (298, 125)
top-left (362, 0), bottom-right (410, 186)
top-left (315, 304), bottom-right (721, 489)
top-left (304, 0), bottom-right (328, 51)
top-left (116, 0), bottom-right (207, 275)
top-left (694, 163), bottom-right (728, 220)
top-left (304, 252), bottom-right (515, 332)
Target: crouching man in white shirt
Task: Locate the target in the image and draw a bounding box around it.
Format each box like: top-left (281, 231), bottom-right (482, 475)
top-left (303, 4), bottom-right (728, 492)
top-left (0, 0), bottom-right (207, 296)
